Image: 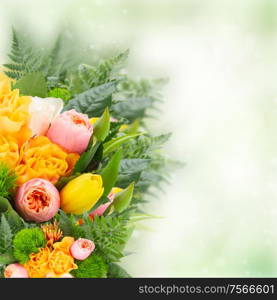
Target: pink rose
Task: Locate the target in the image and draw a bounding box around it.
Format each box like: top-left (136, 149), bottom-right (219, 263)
top-left (89, 187), bottom-right (122, 219)
top-left (46, 109), bottom-right (93, 154)
top-left (15, 178), bottom-right (60, 223)
top-left (70, 238), bottom-right (95, 260)
top-left (4, 264), bottom-right (29, 278)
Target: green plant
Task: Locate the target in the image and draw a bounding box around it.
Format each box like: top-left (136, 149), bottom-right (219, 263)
top-left (0, 163), bottom-right (17, 199)
top-left (13, 228), bottom-right (46, 264)
top-left (71, 254), bottom-right (108, 278)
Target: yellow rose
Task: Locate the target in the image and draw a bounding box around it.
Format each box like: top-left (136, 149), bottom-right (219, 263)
top-left (0, 73), bottom-right (13, 95)
top-left (15, 136), bottom-right (80, 185)
top-left (60, 173), bottom-right (104, 215)
top-left (0, 134), bottom-right (20, 168)
top-left (0, 74), bottom-right (32, 146)
top-left (24, 247), bottom-right (51, 278)
top-left (46, 237), bottom-right (77, 278)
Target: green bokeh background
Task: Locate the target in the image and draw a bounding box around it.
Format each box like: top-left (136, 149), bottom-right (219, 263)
top-left (1, 0), bottom-right (277, 277)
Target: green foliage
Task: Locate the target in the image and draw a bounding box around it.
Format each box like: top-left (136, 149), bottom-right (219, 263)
top-left (0, 197), bottom-right (25, 234)
top-left (73, 141), bottom-right (101, 174)
top-left (116, 159), bottom-right (151, 188)
top-left (13, 228), bottom-right (46, 264)
top-left (103, 133), bottom-right (142, 157)
top-left (71, 254), bottom-right (108, 278)
top-left (112, 97), bottom-right (154, 121)
top-left (63, 81), bottom-right (117, 117)
top-left (4, 29), bottom-right (43, 80)
top-left (81, 214), bottom-right (130, 263)
top-left (0, 163), bottom-right (17, 199)
top-left (113, 182), bottom-right (135, 212)
top-left (112, 77), bottom-right (167, 121)
top-left (108, 263), bottom-right (131, 278)
top-left (13, 72), bottom-right (47, 97)
top-left (48, 87), bottom-right (72, 101)
top-left (0, 215), bottom-right (13, 255)
top-left (57, 211), bottom-right (84, 239)
top-left (119, 134), bottom-right (172, 199)
top-left (78, 50), bottom-right (129, 89)
top-left (93, 108), bottom-right (110, 142)
top-left (100, 150), bottom-right (122, 197)
top-left (123, 134), bottom-right (171, 159)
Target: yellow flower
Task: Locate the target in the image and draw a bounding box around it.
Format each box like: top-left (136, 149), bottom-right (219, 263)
top-left (24, 247), bottom-right (51, 278)
top-left (47, 237), bottom-right (77, 278)
top-left (0, 73), bottom-right (13, 95)
top-left (0, 74), bottom-right (31, 146)
top-left (52, 236), bottom-right (74, 254)
top-left (60, 173), bottom-right (104, 215)
top-left (0, 134), bottom-right (20, 168)
top-left (15, 136), bottom-right (80, 185)
top-left (24, 238), bottom-right (78, 278)
top-left (89, 117), bottom-right (99, 125)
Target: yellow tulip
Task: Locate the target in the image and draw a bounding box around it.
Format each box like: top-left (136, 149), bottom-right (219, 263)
top-left (89, 117), bottom-right (99, 125)
top-left (60, 173), bottom-right (104, 215)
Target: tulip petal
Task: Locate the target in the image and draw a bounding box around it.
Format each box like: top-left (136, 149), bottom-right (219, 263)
top-left (29, 97), bottom-right (64, 136)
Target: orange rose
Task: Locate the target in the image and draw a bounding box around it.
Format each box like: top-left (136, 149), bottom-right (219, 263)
top-left (0, 74), bottom-right (32, 146)
top-left (0, 134), bottom-right (20, 168)
top-left (24, 247), bottom-right (51, 278)
top-left (15, 136), bottom-right (79, 185)
top-left (47, 237), bottom-right (77, 278)
top-left (47, 250), bottom-right (77, 277)
top-left (52, 236), bottom-right (75, 254)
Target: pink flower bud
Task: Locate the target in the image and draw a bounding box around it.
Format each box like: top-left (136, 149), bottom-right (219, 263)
top-left (15, 178), bottom-right (60, 223)
top-left (46, 109), bottom-right (93, 154)
top-left (4, 264), bottom-right (29, 278)
top-left (70, 238), bottom-right (95, 260)
top-left (89, 187), bottom-right (122, 219)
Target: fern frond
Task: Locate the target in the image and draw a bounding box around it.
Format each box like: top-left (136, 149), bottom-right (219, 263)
top-left (78, 49), bottom-right (129, 90)
top-left (0, 215), bottom-right (13, 254)
top-left (4, 29), bottom-right (43, 80)
top-left (112, 77), bottom-right (167, 121)
top-left (81, 214), bottom-right (130, 263)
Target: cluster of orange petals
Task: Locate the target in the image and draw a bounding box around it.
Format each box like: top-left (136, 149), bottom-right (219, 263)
top-left (24, 237), bottom-right (78, 278)
top-left (15, 136), bottom-right (79, 185)
top-left (0, 73), bottom-right (79, 185)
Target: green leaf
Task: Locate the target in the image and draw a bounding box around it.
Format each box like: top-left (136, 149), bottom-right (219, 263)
top-left (120, 159), bottom-right (151, 174)
top-left (55, 174), bottom-right (80, 190)
top-left (112, 182), bottom-right (134, 212)
top-left (72, 254), bottom-right (108, 278)
top-left (0, 252), bottom-right (15, 266)
top-left (78, 49), bottom-right (129, 89)
top-left (63, 82), bottom-right (117, 117)
top-left (93, 108), bottom-right (110, 142)
top-left (0, 215), bottom-right (13, 254)
top-left (13, 72), bottom-right (47, 97)
top-left (57, 211), bottom-right (84, 239)
top-left (108, 263), bottom-right (131, 278)
top-left (100, 150), bottom-right (122, 197)
top-left (111, 97), bottom-right (153, 121)
top-left (73, 141), bottom-right (101, 174)
top-left (115, 159), bottom-right (151, 188)
top-left (0, 197), bottom-right (25, 233)
top-left (0, 197), bottom-right (12, 214)
top-left (103, 133), bottom-right (142, 157)
top-left (80, 214), bottom-right (129, 262)
top-left (4, 29), bottom-right (44, 80)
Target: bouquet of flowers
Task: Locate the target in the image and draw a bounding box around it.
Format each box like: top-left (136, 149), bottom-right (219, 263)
top-left (0, 30), bottom-right (171, 278)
